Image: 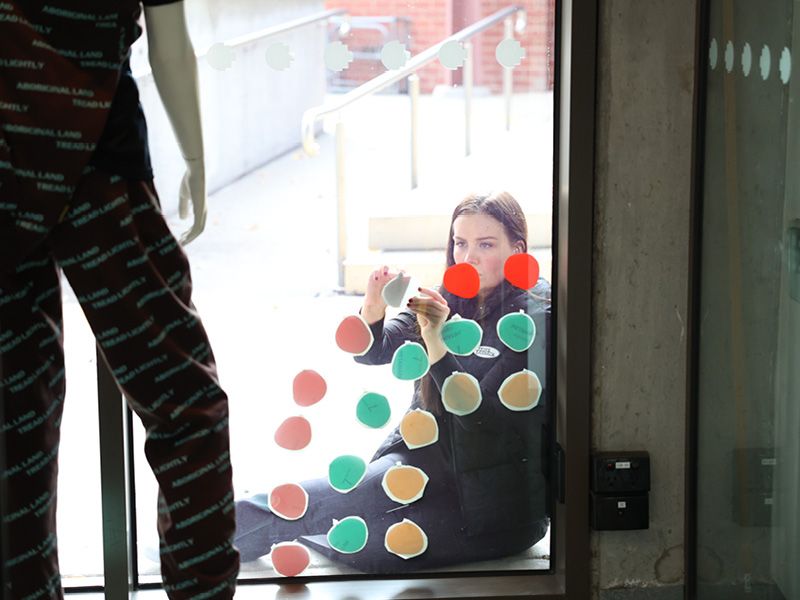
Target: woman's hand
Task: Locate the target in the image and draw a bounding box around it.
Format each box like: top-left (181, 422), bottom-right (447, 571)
top-left (408, 286), bottom-right (450, 364)
top-left (361, 265), bottom-right (401, 324)
top-left (408, 286), bottom-right (450, 334)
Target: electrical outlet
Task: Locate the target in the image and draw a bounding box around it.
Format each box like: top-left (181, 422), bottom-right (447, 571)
top-left (590, 452), bottom-right (650, 530)
top-left (591, 452), bottom-right (650, 494)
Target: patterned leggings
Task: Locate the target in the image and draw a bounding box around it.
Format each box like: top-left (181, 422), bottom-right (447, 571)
top-left (0, 167), bottom-right (239, 599)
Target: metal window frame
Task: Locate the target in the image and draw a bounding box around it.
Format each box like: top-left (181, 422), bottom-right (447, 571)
top-left (54, 0), bottom-right (597, 597)
top-left (685, 0), bottom-right (710, 597)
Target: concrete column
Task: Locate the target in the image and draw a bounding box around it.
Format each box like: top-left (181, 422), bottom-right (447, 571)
top-left (591, 1), bottom-right (695, 598)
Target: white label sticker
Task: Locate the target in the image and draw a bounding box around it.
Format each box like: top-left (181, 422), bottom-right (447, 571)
top-left (761, 458), bottom-right (777, 466)
top-left (615, 461), bottom-right (631, 469)
top-left (474, 345), bottom-right (500, 358)
top-left (617, 501), bottom-right (627, 509)
top-left (765, 497), bottom-right (774, 506)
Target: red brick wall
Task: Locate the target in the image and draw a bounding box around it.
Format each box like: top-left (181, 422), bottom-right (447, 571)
top-left (324, 0), bottom-right (554, 93)
top-left (472, 0), bottom-right (555, 92)
top-left (325, 0), bottom-right (450, 93)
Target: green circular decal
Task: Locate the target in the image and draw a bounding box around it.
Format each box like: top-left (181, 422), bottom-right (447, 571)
top-left (328, 455), bottom-right (367, 493)
top-left (440, 316), bottom-right (483, 356)
top-left (356, 392), bottom-right (391, 428)
top-left (327, 516), bottom-right (368, 553)
top-left (391, 341), bottom-right (429, 380)
top-left (497, 310), bottom-right (535, 352)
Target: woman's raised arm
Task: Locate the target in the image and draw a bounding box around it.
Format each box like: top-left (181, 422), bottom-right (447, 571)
top-left (354, 309), bottom-right (419, 366)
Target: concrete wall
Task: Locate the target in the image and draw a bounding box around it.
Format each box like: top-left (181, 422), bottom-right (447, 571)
top-left (591, 1), bottom-right (695, 598)
top-left (130, 0), bottom-right (326, 206)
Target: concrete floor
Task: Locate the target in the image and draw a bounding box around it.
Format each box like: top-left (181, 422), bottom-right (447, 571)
top-left (54, 91), bottom-right (553, 586)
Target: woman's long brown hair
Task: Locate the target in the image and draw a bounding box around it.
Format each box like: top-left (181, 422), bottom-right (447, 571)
top-left (417, 191), bottom-right (529, 414)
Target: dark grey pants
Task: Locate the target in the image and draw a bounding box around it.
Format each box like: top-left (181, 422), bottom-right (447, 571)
top-left (234, 452), bottom-right (548, 574)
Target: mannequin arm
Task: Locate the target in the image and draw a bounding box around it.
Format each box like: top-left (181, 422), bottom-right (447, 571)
top-left (143, 1), bottom-right (207, 245)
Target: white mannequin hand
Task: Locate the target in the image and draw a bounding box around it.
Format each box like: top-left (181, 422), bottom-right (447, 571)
top-left (178, 157), bottom-right (207, 245)
top-left (144, 2), bottom-right (206, 246)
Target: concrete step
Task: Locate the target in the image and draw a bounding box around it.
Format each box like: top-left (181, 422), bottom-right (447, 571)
top-left (358, 174), bottom-right (552, 251)
top-left (368, 211), bottom-right (551, 251)
top-left (343, 248), bottom-right (552, 294)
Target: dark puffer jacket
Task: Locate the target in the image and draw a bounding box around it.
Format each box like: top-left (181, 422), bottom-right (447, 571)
top-left (355, 278), bottom-right (551, 537)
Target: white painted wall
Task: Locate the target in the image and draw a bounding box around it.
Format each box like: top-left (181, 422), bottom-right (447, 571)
top-left (130, 0), bottom-right (327, 204)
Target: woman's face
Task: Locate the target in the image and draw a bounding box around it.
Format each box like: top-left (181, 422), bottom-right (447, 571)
top-left (451, 213), bottom-right (521, 291)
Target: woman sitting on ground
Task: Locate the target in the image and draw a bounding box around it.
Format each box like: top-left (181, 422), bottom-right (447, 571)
top-left (234, 190), bottom-right (552, 573)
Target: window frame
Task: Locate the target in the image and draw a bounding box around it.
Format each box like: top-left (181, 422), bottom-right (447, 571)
top-left (685, 0), bottom-right (709, 597)
top-left (68, 0), bottom-right (598, 597)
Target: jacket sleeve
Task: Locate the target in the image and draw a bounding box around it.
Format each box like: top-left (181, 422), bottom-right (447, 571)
top-left (428, 297), bottom-right (551, 432)
top-left (353, 308), bottom-right (419, 366)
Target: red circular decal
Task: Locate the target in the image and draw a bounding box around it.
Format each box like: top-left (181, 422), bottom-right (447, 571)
top-left (335, 315), bottom-right (372, 355)
top-left (274, 416), bottom-right (312, 450)
top-left (293, 369), bottom-right (327, 407)
top-left (271, 542), bottom-right (310, 577)
top-left (269, 483), bottom-right (308, 520)
top-left (443, 263), bottom-right (480, 298)
top-left (504, 253), bottom-right (540, 289)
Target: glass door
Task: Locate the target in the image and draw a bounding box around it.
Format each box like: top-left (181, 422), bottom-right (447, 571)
top-left (129, 0), bottom-right (562, 589)
top-left (695, 1), bottom-right (800, 598)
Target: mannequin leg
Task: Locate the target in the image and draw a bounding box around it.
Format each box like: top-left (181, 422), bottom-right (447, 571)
top-left (0, 248), bottom-right (67, 600)
top-left (46, 169), bottom-right (238, 599)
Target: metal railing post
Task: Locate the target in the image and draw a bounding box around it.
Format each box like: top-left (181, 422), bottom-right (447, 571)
top-left (464, 41), bottom-right (473, 157)
top-left (97, 348), bottom-right (133, 599)
top-left (335, 117), bottom-right (347, 288)
top-left (409, 73), bottom-right (420, 189)
top-left (504, 16), bottom-right (514, 131)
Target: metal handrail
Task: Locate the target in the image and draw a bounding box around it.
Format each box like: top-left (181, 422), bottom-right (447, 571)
top-left (329, 15), bottom-right (412, 44)
top-left (327, 15), bottom-right (412, 93)
top-left (211, 8), bottom-right (346, 54)
top-left (133, 8), bottom-right (347, 79)
top-left (301, 5), bottom-right (526, 155)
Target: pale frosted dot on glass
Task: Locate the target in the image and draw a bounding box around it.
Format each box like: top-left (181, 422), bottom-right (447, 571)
top-left (724, 40), bottom-right (734, 73)
top-left (741, 43), bottom-right (752, 77)
top-left (207, 43), bottom-right (235, 71)
top-left (265, 42), bottom-right (293, 71)
top-left (780, 47), bottom-right (792, 84)
top-left (495, 38), bottom-right (526, 68)
top-left (325, 41), bottom-right (354, 72)
top-left (709, 38), bottom-right (718, 69)
top-left (381, 41), bottom-right (410, 70)
top-left (438, 40), bottom-right (467, 70)
top-left (760, 44), bottom-right (771, 80)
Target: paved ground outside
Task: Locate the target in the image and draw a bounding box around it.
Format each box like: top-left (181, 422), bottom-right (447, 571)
top-left (55, 91), bottom-right (553, 584)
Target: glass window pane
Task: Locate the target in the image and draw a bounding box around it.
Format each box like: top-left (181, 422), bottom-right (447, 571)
top-left (698, 1), bottom-right (800, 598)
top-left (127, 0), bottom-right (555, 584)
top-left (57, 280), bottom-right (105, 588)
